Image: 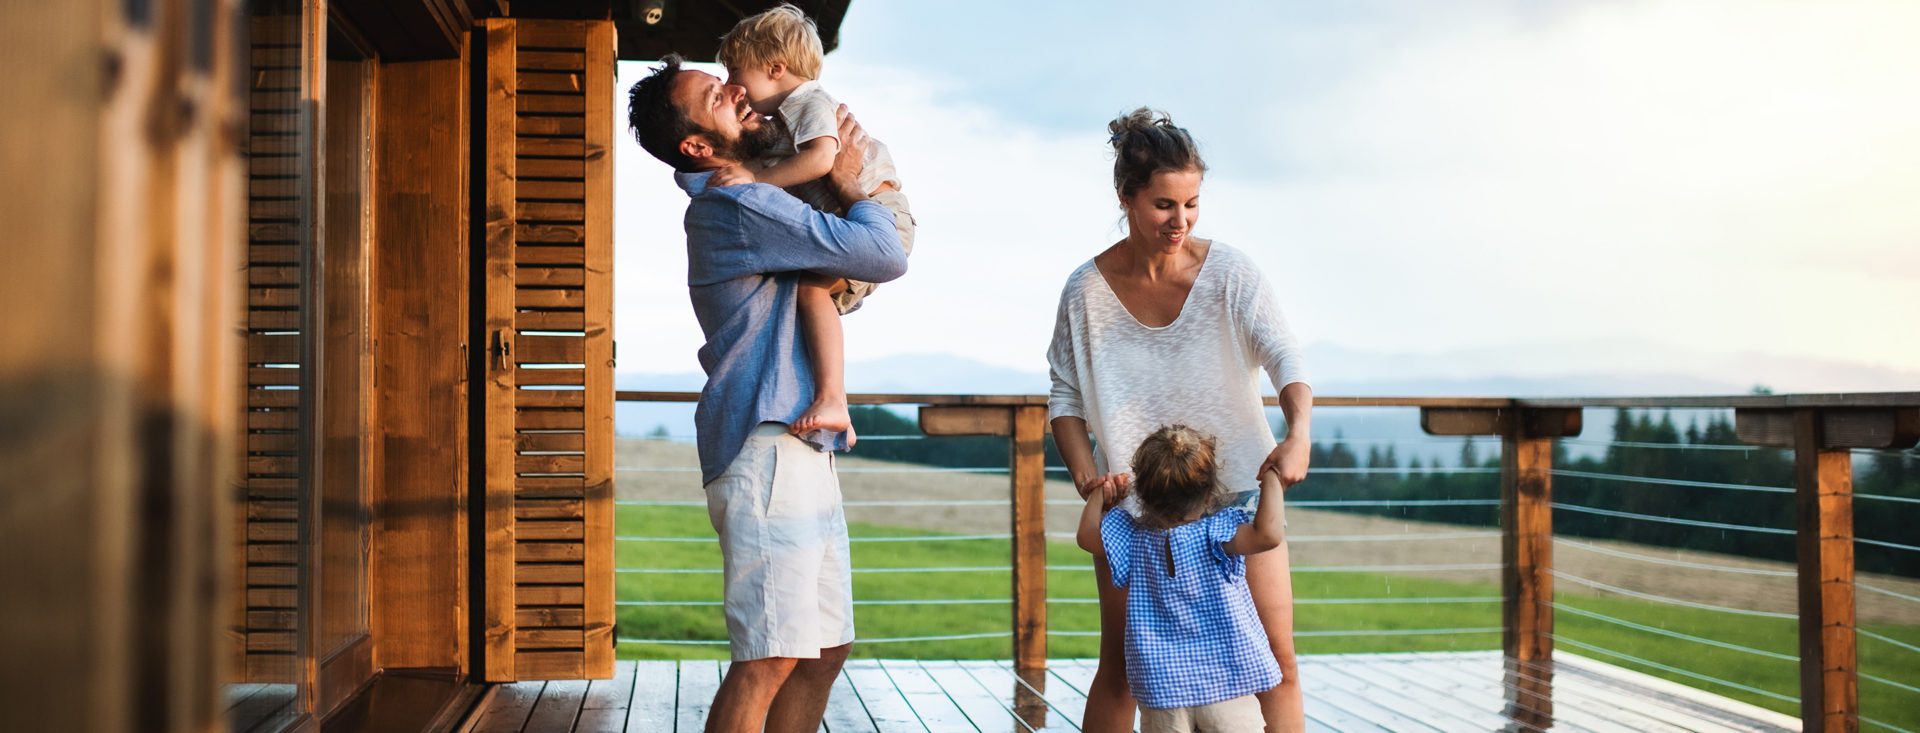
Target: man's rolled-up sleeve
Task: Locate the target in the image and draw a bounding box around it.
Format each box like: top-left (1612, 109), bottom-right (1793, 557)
top-left (738, 187), bottom-right (907, 283)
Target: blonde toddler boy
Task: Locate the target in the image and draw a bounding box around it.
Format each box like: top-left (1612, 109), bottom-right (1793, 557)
top-left (717, 4), bottom-right (916, 442)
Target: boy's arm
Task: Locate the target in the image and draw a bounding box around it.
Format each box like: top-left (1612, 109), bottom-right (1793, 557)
top-left (737, 107), bottom-right (906, 283)
top-left (1076, 491), bottom-right (1104, 554)
top-left (1222, 468), bottom-right (1287, 556)
top-left (754, 137), bottom-right (838, 189)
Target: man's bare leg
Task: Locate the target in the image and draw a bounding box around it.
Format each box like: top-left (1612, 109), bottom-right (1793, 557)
top-left (764, 643), bottom-right (851, 733)
top-left (707, 656), bottom-right (798, 733)
top-left (1083, 554), bottom-right (1138, 732)
top-left (1248, 543), bottom-right (1306, 733)
top-left (791, 276), bottom-right (853, 443)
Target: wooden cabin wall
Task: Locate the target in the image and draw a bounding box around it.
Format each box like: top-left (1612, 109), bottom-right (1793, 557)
top-left (369, 45), bottom-right (474, 674)
top-left (0, 0), bottom-right (246, 731)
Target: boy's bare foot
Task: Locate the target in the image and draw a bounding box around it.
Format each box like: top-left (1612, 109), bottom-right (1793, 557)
top-left (791, 397), bottom-right (855, 447)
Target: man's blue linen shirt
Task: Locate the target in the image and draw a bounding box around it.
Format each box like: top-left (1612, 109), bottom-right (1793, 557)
top-left (675, 170), bottom-right (908, 484)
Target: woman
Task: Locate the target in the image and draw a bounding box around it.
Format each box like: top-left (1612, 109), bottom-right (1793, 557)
top-left (1048, 108), bottom-right (1313, 732)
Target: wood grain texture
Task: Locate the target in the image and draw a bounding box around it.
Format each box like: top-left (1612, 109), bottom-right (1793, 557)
top-left (242, 4), bottom-right (317, 687)
top-left (480, 16), bottom-right (520, 683)
top-left (370, 45), bottom-right (471, 672)
top-left (1011, 406), bottom-right (1049, 672)
top-left (0, 0), bottom-right (246, 729)
top-left (479, 18), bottom-right (614, 682)
top-left (1739, 407), bottom-right (1920, 450)
top-left (1793, 410), bottom-right (1858, 733)
top-left (919, 404), bottom-right (1014, 436)
top-left (1501, 419), bottom-right (1556, 730)
top-left (579, 17), bottom-right (617, 681)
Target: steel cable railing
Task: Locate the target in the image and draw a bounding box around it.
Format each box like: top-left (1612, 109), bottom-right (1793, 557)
top-left (1549, 602), bottom-right (1797, 662)
top-left (612, 420), bottom-right (1514, 654)
top-left (610, 395), bottom-right (1920, 729)
top-left (1550, 569), bottom-right (1796, 619)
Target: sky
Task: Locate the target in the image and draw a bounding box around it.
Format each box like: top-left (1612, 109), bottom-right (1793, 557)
top-left (611, 0), bottom-right (1920, 387)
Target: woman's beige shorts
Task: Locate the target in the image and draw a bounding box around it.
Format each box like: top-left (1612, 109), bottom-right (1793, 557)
top-left (1139, 694), bottom-right (1265, 733)
top-left (703, 422), bottom-right (856, 661)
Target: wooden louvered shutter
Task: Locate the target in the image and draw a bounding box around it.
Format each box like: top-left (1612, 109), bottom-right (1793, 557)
top-left (240, 11), bottom-right (312, 683)
top-left (479, 17), bottom-right (616, 682)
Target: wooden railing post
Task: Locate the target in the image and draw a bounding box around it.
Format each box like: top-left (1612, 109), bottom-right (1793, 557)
top-left (1010, 405), bottom-right (1050, 675)
top-left (1793, 409), bottom-right (1857, 733)
top-left (918, 403), bottom-right (1049, 674)
top-left (1737, 406), bottom-right (1920, 731)
top-left (1422, 406), bottom-right (1579, 729)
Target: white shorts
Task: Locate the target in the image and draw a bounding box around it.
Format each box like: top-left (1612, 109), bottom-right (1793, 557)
top-left (1139, 694), bottom-right (1265, 733)
top-left (833, 188), bottom-right (915, 315)
top-left (703, 422), bottom-right (856, 661)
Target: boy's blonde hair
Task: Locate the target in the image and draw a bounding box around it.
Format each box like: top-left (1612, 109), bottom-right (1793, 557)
top-left (1131, 424), bottom-right (1225, 529)
top-left (716, 3), bottom-right (824, 80)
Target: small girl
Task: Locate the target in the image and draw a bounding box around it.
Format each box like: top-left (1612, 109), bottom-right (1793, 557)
top-left (1077, 424), bottom-right (1287, 733)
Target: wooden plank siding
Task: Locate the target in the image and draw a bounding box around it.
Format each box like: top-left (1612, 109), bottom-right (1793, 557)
top-left (480, 17), bottom-right (617, 682)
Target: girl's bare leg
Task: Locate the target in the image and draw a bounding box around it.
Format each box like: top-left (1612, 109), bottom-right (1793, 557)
top-left (792, 276), bottom-right (853, 442)
top-left (1248, 543), bottom-right (1305, 732)
top-left (1084, 553), bottom-right (1138, 733)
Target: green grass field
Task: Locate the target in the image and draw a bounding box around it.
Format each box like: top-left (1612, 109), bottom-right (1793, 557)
top-left (613, 505), bottom-right (1920, 729)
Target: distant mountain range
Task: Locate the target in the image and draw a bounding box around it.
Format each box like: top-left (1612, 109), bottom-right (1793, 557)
top-left (615, 342), bottom-right (1917, 460)
top-left (621, 338), bottom-right (1919, 397)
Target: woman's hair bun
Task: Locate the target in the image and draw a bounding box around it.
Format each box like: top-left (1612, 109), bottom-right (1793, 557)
top-left (1106, 108), bottom-right (1171, 151)
top-left (1107, 106), bottom-right (1206, 198)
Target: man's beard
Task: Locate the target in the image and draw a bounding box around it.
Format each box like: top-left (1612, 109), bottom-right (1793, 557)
top-left (712, 115), bottom-right (785, 162)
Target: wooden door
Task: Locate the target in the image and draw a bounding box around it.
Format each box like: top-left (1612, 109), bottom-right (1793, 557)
top-left (477, 17), bottom-right (616, 682)
top-left (313, 36), bottom-right (378, 717)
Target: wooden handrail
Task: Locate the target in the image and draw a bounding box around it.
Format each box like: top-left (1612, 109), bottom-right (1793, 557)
top-left (614, 390), bottom-right (1920, 410)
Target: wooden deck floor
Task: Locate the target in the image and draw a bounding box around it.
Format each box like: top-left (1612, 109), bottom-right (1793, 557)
top-left (460, 651), bottom-right (1799, 732)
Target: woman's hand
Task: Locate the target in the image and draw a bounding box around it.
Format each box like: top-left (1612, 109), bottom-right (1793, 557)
top-left (1259, 437), bottom-right (1310, 489)
top-left (1079, 472), bottom-right (1132, 511)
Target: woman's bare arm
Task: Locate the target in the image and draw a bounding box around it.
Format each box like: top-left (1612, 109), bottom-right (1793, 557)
top-left (1053, 416), bottom-right (1100, 497)
top-left (1259, 381), bottom-right (1313, 486)
top-left (1053, 416), bottom-right (1129, 508)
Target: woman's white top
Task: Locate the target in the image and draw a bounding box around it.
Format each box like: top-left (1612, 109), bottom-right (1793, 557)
top-left (1047, 242), bottom-right (1310, 497)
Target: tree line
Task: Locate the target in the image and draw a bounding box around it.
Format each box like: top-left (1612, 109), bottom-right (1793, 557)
top-left (837, 406), bottom-right (1918, 578)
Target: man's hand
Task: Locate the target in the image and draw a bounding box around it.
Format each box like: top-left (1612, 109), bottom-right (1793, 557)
top-left (706, 162), bottom-right (757, 188)
top-left (825, 104), bottom-right (870, 208)
top-left (1259, 437), bottom-right (1310, 489)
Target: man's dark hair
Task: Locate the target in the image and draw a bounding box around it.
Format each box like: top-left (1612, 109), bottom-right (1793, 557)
top-left (627, 54), bottom-right (702, 171)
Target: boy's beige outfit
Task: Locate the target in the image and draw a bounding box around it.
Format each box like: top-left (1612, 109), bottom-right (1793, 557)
top-left (768, 79), bottom-right (916, 314)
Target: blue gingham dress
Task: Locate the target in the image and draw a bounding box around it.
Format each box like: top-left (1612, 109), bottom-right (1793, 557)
top-left (1103, 508), bottom-right (1281, 710)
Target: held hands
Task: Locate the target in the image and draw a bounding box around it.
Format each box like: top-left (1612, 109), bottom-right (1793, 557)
top-left (1079, 472), bottom-right (1132, 511)
top-left (1258, 436), bottom-right (1310, 489)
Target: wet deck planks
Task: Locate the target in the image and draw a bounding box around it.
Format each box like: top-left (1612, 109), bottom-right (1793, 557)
top-left (461, 651), bottom-right (1799, 732)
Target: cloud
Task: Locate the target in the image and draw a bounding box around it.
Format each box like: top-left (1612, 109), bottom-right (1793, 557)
top-left (613, 0), bottom-right (1920, 385)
